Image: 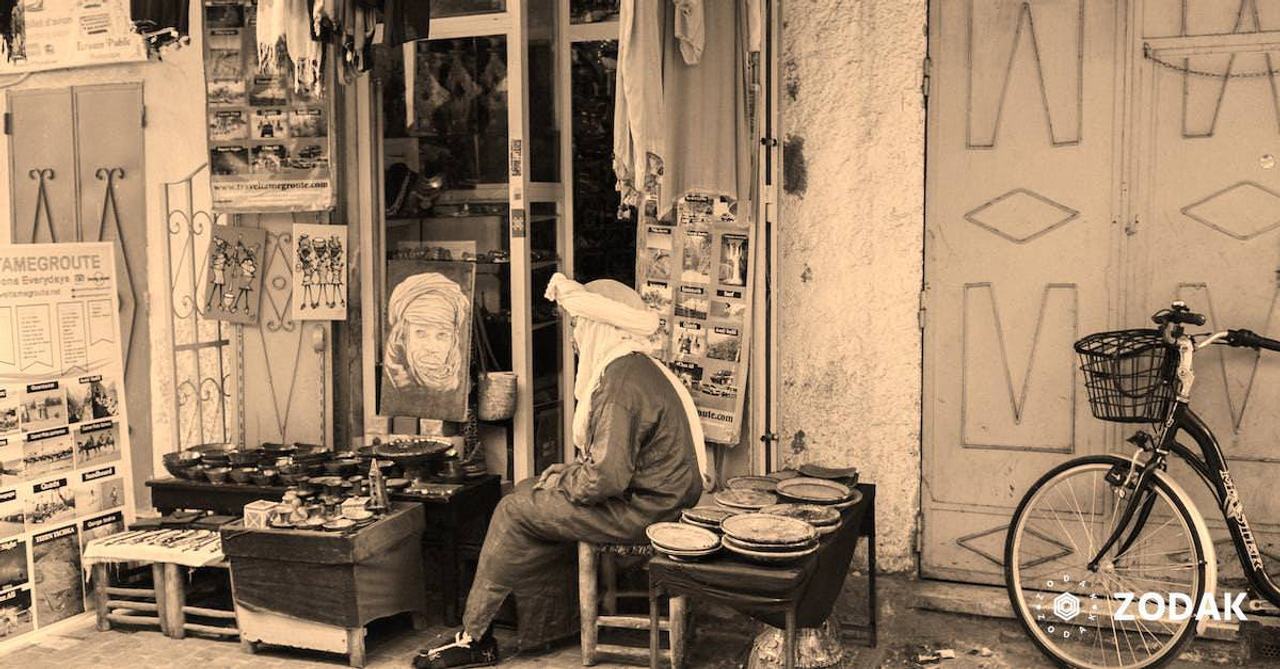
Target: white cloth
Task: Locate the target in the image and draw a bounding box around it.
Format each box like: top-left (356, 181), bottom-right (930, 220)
top-left (613, 0), bottom-right (666, 209)
top-left (83, 530), bottom-right (225, 571)
top-left (674, 0), bottom-right (705, 65)
top-left (544, 274), bottom-right (710, 489)
top-left (257, 0), bottom-right (323, 92)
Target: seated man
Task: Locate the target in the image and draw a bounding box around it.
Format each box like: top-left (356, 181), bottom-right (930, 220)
top-left (418, 273), bottom-right (708, 668)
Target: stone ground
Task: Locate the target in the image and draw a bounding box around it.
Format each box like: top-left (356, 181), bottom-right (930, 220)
top-left (0, 575), bottom-right (1262, 668)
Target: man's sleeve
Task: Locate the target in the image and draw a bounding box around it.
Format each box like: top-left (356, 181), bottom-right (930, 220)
top-left (560, 401), bottom-right (639, 505)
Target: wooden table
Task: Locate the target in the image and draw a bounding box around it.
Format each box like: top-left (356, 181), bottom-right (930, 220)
top-left (220, 503), bottom-right (427, 667)
top-left (149, 474), bottom-right (502, 625)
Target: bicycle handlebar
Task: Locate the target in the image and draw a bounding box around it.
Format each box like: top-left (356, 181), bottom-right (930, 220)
top-left (1152, 305), bottom-right (1207, 327)
top-left (1226, 328), bottom-right (1280, 352)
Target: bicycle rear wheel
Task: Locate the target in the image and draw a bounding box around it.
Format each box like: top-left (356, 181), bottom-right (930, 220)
top-left (1005, 456), bottom-right (1205, 669)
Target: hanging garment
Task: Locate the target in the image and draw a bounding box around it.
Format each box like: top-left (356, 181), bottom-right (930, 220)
top-left (131, 0), bottom-right (191, 36)
top-left (673, 0), bottom-right (703, 65)
top-left (459, 353), bottom-right (704, 648)
top-left (613, 0), bottom-right (666, 209)
top-left (659, 0), bottom-right (751, 220)
top-left (379, 0), bottom-right (431, 48)
top-left (0, 0), bottom-right (18, 62)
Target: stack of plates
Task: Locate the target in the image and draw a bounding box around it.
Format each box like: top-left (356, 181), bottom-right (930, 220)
top-left (680, 505), bottom-right (740, 531)
top-left (647, 522), bottom-right (720, 561)
top-left (726, 475), bottom-right (779, 493)
top-left (714, 489), bottom-right (778, 511)
top-left (775, 477), bottom-right (862, 510)
top-left (720, 514), bottom-right (819, 564)
top-left (759, 503), bottom-right (842, 536)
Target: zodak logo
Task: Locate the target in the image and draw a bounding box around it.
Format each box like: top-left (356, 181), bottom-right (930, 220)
top-left (1053, 592), bottom-right (1248, 623)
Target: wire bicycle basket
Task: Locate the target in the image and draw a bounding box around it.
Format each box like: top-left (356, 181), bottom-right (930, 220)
top-left (1075, 329), bottom-right (1176, 423)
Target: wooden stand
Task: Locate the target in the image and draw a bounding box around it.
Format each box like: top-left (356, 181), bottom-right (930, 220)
top-left (221, 503), bottom-right (427, 667)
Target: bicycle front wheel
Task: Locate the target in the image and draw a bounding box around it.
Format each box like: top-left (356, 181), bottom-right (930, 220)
top-left (1005, 456), bottom-right (1206, 669)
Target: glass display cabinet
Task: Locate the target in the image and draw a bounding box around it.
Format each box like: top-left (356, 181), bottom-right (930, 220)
top-left (356, 0), bottom-right (575, 481)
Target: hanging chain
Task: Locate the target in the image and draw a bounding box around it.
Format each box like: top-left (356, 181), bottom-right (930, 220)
top-left (1145, 48), bottom-right (1280, 79)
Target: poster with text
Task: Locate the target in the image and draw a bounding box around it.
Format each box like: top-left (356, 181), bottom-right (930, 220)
top-left (0, 243), bottom-right (132, 639)
top-left (636, 193), bottom-right (754, 445)
top-left (202, 0), bottom-right (334, 213)
top-left (0, 0), bottom-right (146, 75)
top-left (292, 224), bottom-right (348, 321)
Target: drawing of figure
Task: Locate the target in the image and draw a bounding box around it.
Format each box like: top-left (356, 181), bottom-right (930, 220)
top-left (230, 242), bottom-right (258, 314)
top-left (383, 273), bottom-right (470, 393)
top-left (205, 237), bottom-right (231, 309)
top-left (312, 238), bottom-right (329, 309)
top-left (296, 234), bottom-right (317, 309)
top-left (326, 235), bottom-right (345, 309)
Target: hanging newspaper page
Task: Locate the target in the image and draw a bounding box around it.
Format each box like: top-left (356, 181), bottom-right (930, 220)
top-left (637, 193), bottom-right (753, 445)
top-left (202, 0), bottom-right (334, 213)
top-left (0, 0), bottom-right (147, 75)
top-left (0, 242), bottom-right (133, 641)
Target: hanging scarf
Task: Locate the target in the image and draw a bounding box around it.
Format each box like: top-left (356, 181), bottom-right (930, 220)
top-left (545, 273), bottom-right (710, 490)
top-left (257, 0), bottom-right (323, 92)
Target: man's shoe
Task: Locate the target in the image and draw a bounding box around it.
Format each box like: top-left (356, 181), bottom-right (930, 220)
top-left (413, 630), bottom-right (499, 669)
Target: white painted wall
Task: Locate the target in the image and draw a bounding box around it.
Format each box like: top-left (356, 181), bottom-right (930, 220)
top-left (778, 0), bottom-right (928, 572)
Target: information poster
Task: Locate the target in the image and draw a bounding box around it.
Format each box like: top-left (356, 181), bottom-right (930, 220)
top-left (636, 194), bottom-right (754, 445)
top-left (0, 243), bottom-right (132, 641)
top-left (0, 0), bottom-right (146, 75)
top-left (202, 0), bottom-right (334, 213)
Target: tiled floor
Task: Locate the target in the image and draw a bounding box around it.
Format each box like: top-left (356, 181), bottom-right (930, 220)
top-left (0, 575), bottom-right (1247, 668)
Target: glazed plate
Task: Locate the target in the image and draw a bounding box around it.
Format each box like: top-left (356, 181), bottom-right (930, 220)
top-left (722, 534), bottom-right (818, 553)
top-left (726, 476), bottom-right (779, 493)
top-left (721, 513), bottom-right (817, 546)
top-left (323, 518), bottom-right (356, 532)
top-left (758, 503), bottom-right (841, 527)
top-left (775, 477), bottom-right (852, 504)
top-left (714, 489), bottom-right (778, 511)
top-left (797, 463), bottom-right (858, 481)
top-left (723, 538), bottom-right (819, 564)
top-left (830, 489), bottom-right (863, 510)
top-left (682, 506), bottom-right (740, 526)
top-left (646, 522), bottom-right (720, 552)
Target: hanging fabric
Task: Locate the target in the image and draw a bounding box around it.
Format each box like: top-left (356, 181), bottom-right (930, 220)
top-left (613, 0), bottom-right (666, 211)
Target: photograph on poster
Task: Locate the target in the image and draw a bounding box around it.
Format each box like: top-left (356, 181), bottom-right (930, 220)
top-left (719, 234), bottom-right (749, 287)
top-left (252, 109), bottom-right (287, 140)
top-left (202, 225), bottom-right (267, 325)
top-left (210, 146), bottom-right (250, 175)
top-left (0, 440), bottom-right (23, 486)
top-left (0, 538), bottom-right (27, 590)
top-left (671, 360), bottom-right (703, 395)
top-left (650, 317), bottom-right (672, 353)
top-left (205, 3), bottom-right (244, 28)
top-left (250, 76), bottom-right (288, 106)
top-left (73, 476), bottom-right (123, 517)
top-left (19, 383), bottom-right (65, 432)
top-left (681, 231), bottom-right (712, 284)
top-left (207, 80), bottom-right (246, 106)
top-left (25, 480), bottom-right (74, 528)
top-left (80, 512), bottom-right (124, 547)
top-left (675, 287), bottom-right (708, 320)
top-left (208, 110), bottom-right (248, 141)
top-left (208, 49), bottom-right (242, 79)
top-left (31, 526), bottom-right (84, 626)
top-left (700, 366), bottom-right (738, 404)
top-left (0, 587), bottom-right (33, 639)
top-left (642, 227), bottom-right (673, 279)
top-left (707, 326), bottom-right (742, 362)
top-left (0, 492), bottom-right (22, 539)
top-left (251, 145), bottom-right (287, 173)
top-left (293, 225), bottom-right (348, 320)
top-left (380, 261), bottom-right (475, 421)
top-left (287, 143), bottom-right (328, 171)
top-left (74, 422), bottom-right (120, 470)
top-left (22, 431), bottom-right (73, 480)
top-left (678, 194), bottom-right (714, 228)
top-left (289, 109), bottom-right (326, 137)
top-left (673, 321), bottom-right (707, 358)
top-left (711, 290), bottom-right (746, 323)
top-left (640, 281), bottom-right (672, 313)
top-left (65, 376), bottom-right (119, 424)
top-left (0, 389), bottom-right (18, 433)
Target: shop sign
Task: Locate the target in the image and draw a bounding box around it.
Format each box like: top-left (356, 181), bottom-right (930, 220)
top-left (0, 0), bottom-right (146, 75)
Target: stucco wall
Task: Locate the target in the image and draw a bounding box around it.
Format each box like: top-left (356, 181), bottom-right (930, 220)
top-left (778, 0), bottom-right (928, 572)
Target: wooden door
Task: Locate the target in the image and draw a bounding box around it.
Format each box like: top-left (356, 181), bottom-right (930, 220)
top-left (1131, 1), bottom-right (1280, 583)
top-left (922, 0), bottom-right (1122, 583)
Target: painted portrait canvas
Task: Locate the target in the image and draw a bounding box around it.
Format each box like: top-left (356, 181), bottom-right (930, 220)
top-left (379, 260), bottom-right (476, 422)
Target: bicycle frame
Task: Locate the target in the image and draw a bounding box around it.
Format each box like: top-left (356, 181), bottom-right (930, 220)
top-left (1093, 399), bottom-right (1280, 607)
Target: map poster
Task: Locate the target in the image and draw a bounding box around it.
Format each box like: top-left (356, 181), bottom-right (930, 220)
top-left (636, 193), bottom-right (755, 445)
top-left (0, 243), bottom-right (132, 642)
top-left (202, 0), bottom-right (335, 213)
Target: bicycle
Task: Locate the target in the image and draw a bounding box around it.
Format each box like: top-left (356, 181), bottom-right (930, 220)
top-left (1004, 301), bottom-right (1280, 668)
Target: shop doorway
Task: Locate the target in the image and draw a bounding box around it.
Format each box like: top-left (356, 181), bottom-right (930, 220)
top-left (923, 0), bottom-right (1280, 587)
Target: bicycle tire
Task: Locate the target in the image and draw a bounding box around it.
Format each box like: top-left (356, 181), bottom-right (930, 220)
top-left (1005, 455), bottom-right (1206, 669)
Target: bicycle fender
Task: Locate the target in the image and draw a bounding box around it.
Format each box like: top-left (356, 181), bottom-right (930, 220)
top-left (1150, 467), bottom-right (1218, 637)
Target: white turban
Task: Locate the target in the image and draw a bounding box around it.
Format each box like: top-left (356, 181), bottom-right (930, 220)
top-left (385, 272), bottom-right (470, 391)
top-left (545, 273), bottom-right (709, 489)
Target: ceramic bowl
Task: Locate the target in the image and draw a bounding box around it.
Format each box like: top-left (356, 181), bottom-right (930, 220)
top-left (325, 459), bottom-right (360, 478)
top-left (278, 471), bottom-right (304, 486)
top-left (228, 467), bottom-right (255, 484)
top-left (228, 449), bottom-right (262, 467)
top-left (204, 467), bottom-right (231, 485)
top-left (251, 469), bottom-right (277, 486)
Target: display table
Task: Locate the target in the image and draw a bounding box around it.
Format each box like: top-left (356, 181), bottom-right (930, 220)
top-left (220, 503), bottom-right (427, 667)
top-left (647, 483), bottom-right (876, 669)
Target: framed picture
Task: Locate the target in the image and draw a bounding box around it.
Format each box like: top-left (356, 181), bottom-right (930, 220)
top-left (292, 224), bottom-right (348, 321)
top-left (379, 261), bottom-right (476, 422)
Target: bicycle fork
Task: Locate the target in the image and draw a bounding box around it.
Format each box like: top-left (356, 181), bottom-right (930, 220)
top-left (1087, 452), bottom-right (1162, 572)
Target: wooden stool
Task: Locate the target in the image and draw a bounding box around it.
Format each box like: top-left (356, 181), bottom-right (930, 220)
top-left (578, 542), bottom-right (686, 667)
top-left (91, 561), bottom-right (238, 640)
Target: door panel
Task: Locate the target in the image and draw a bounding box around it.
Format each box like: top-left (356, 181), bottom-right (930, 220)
top-left (8, 89), bottom-right (76, 244)
top-left (1133, 13), bottom-right (1280, 582)
top-left (922, 0), bottom-right (1120, 583)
